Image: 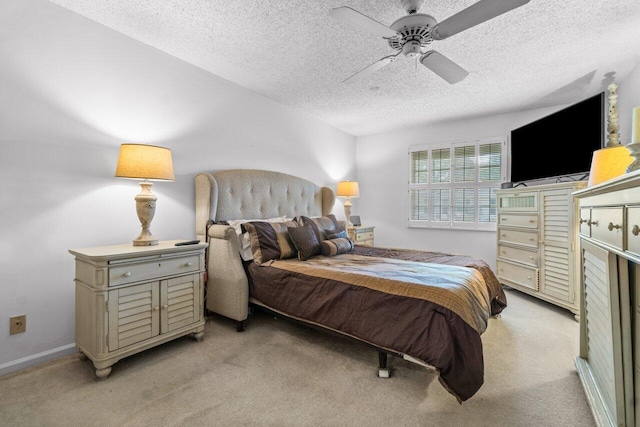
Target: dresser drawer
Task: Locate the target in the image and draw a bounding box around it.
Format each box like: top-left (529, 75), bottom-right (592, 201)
top-left (498, 228), bottom-right (538, 248)
top-left (627, 206), bottom-right (640, 257)
top-left (497, 260), bottom-right (539, 291)
top-left (590, 207), bottom-right (624, 251)
top-left (109, 255), bottom-right (200, 287)
top-left (498, 245), bottom-right (538, 267)
top-left (498, 213), bottom-right (538, 229)
top-left (578, 208), bottom-right (591, 237)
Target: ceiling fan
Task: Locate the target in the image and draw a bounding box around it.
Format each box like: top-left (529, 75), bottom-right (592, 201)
top-left (330, 0), bottom-right (530, 84)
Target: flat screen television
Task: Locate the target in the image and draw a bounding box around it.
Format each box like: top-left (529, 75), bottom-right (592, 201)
top-left (509, 92), bottom-right (604, 185)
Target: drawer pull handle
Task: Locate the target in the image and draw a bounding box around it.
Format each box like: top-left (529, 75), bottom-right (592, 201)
top-left (633, 225), bottom-right (640, 236)
top-left (186, 262), bottom-right (193, 267)
top-left (163, 305), bottom-right (169, 309)
top-left (579, 218), bottom-right (588, 224)
top-left (528, 238), bottom-right (535, 241)
top-left (124, 272), bottom-right (132, 278)
top-left (587, 220), bottom-right (598, 226)
top-left (528, 219), bottom-right (535, 223)
top-left (153, 306), bottom-right (159, 311)
top-left (608, 222), bottom-right (621, 231)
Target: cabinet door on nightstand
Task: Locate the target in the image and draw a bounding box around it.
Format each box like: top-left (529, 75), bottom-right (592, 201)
top-left (160, 273), bottom-right (201, 333)
top-left (108, 282), bottom-right (160, 351)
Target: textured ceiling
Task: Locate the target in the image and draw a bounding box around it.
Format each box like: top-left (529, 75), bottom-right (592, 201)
top-left (47, 0), bottom-right (640, 136)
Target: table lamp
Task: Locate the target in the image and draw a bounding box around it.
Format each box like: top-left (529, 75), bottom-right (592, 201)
top-left (336, 181), bottom-right (360, 227)
top-left (115, 143), bottom-right (175, 246)
top-left (587, 83), bottom-right (632, 186)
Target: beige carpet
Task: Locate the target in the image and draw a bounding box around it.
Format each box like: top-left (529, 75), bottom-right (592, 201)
top-left (0, 289), bottom-right (595, 427)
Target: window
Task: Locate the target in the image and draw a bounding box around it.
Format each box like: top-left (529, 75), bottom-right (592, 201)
top-left (408, 137), bottom-right (506, 230)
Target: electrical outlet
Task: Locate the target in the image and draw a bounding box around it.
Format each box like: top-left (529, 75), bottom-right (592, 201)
top-left (10, 315), bottom-right (26, 335)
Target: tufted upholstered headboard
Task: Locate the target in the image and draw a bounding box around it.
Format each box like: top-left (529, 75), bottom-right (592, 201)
top-left (195, 169), bottom-right (335, 241)
top-left (194, 169), bottom-right (335, 330)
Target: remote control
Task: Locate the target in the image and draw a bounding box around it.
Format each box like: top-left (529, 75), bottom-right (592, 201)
top-left (175, 240), bottom-right (200, 246)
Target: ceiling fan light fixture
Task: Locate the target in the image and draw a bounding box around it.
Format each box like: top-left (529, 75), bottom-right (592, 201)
top-left (402, 40), bottom-right (422, 57)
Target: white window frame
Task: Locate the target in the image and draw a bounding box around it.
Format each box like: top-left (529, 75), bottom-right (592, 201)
top-left (408, 136), bottom-right (507, 231)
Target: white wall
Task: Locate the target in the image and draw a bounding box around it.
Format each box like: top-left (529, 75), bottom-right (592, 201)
top-left (356, 63), bottom-right (640, 269)
top-left (0, 0), bottom-right (356, 374)
top-left (2, 0), bottom-right (639, 376)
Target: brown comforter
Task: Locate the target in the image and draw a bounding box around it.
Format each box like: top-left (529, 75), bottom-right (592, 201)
top-left (246, 245), bottom-right (506, 402)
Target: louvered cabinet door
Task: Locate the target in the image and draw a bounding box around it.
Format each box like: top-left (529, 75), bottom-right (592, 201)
top-left (108, 281), bottom-right (160, 351)
top-left (540, 188), bottom-right (575, 304)
top-left (160, 274), bottom-right (201, 334)
top-left (578, 240), bottom-right (633, 427)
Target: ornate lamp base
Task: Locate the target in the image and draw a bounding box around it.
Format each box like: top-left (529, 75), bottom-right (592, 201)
top-left (343, 197), bottom-right (353, 228)
top-left (133, 181), bottom-right (158, 246)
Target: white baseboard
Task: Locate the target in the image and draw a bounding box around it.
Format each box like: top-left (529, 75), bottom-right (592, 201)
top-left (0, 343), bottom-right (77, 377)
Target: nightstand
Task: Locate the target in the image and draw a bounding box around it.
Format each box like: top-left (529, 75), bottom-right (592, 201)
top-left (69, 240), bottom-right (208, 379)
top-left (347, 225), bottom-right (375, 246)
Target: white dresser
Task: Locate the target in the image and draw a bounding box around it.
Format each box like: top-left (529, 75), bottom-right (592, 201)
top-left (69, 241), bottom-right (208, 379)
top-left (574, 171), bottom-right (640, 427)
top-left (496, 181), bottom-right (586, 318)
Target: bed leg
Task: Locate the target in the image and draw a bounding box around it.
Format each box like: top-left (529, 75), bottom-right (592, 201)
top-left (236, 320), bottom-right (245, 332)
top-left (378, 351), bottom-right (390, 378)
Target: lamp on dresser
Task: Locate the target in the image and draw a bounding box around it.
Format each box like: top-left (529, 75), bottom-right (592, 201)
top-left (115, 143), bottom-right (175, 246)
top-left (336, 180), bottom-right (359, 227)
top-left (587, 82), bottom-right (632, 186)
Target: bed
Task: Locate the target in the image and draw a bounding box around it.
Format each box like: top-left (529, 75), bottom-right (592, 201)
top-left (195, 169), bottom-right (506, 402)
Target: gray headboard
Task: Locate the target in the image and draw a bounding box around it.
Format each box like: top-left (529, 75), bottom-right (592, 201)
top-left (195, 169), bottom-right (335, 239)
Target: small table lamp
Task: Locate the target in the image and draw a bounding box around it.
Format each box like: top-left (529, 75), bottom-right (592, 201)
top-left (337, 180), bottom-right (360, 228)
top-left (115, 144), bottom-right (175, 246)
top-left (587, 83), bottom-right (632, 186)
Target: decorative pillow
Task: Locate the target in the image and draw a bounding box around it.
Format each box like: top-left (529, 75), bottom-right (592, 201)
top-left (320, 237), bottom-right (355, 257)
top-left (242, 220), bottom-right (298, 264)
top-left (326, 228), bottom-right (348, 239)
top-left (297, 214), bottom-right (340, 242)
top-left (288, 223), bottom-right (321, 261)
top-left (226, 216), bottom-right (286, 261)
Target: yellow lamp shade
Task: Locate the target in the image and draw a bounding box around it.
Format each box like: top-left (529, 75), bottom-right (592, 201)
top-left (115, 144), bottom-right (175, 181)
top-left (587, 145), bottom-right (632, 186)
top-left (336, 181), bottom-right (360, 198)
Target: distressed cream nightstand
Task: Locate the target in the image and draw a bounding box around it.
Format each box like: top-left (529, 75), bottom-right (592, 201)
top-left (347, 225), bottom-right (375, 246)
top-left (69, 240), bottom-right (208, 379)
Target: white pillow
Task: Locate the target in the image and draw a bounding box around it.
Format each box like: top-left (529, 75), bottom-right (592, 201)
top-left (226, 216), bottom-right (287, 261)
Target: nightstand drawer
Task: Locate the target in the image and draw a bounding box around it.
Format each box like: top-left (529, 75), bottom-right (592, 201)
top-left (355, 231), bottom-right (374, 242)
top-left (109, 255), bottom-right (200, 287)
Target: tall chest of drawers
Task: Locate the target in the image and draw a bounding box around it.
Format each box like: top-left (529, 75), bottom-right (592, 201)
top-left (496, 181), bottom-right (586, 318)
top-left (69, 241), bottom-right (208, 379)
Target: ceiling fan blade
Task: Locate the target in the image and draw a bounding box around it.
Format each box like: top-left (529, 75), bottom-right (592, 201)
top-left (420, 51), bottom-right (469, 84)
top-left (330, 6), bottom-right (398, 38)
top-left (343, 54), bottom-right (398, 83)
top-left (432, 0), bottom-right (530, 40)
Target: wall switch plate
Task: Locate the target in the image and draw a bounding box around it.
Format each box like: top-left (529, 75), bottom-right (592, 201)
top-left (10, 315), bottom-right (26, 335)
